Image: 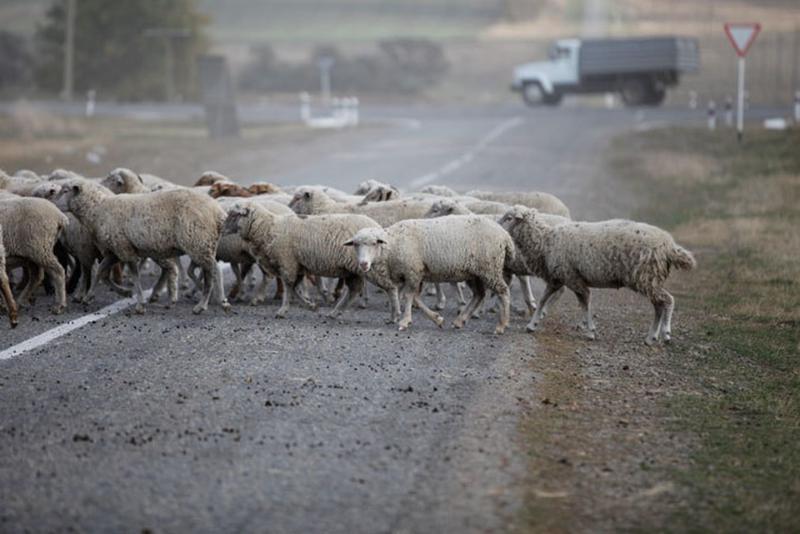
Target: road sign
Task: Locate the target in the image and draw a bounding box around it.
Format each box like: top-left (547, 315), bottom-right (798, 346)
top-left (724, 23), bottom-right (761, 57)
top-left (724, 23), bottom-right (761, 142)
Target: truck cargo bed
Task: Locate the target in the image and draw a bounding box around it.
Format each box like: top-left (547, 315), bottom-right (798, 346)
top-left (578, 37), bottom-right (699, 77)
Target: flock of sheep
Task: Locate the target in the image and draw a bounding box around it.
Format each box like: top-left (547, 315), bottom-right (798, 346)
top-left (0, 167), bottom-right (695, 344)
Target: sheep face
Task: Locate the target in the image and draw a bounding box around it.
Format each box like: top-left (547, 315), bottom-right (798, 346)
top-left (498, 205), bottom-right (532, 231)
top-left (288, 190), bottom-right (314, 214)
top-left (358, 185), bottom-right (397, 205)
top-left (424, 199), bottom-right (461, 218)
top-left (222, 205), bottom-right (251, 236)
top-left (343, 228), bottom-right (388, 273)
top-left (53, 182), bottom-right (82, 212)
top-left (31, 182), bottom-right (62, 201)
top-left (101, 168), bottom-right (142, 194)
top-left (195, 171), bottom-right (228, 187)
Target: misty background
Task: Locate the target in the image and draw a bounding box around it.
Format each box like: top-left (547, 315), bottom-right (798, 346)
top-left (0, 0), bottom-right (798, 108)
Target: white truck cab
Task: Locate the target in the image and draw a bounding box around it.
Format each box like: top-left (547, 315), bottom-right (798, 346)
top-left (512, 39), bottom-right (580, 105)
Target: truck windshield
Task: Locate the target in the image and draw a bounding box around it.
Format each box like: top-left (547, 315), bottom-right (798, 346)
top-left (548, 46), bottom-right (570, 61)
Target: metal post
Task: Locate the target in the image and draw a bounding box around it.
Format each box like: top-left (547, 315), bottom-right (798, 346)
top-left (707, 100), bottom-right (717, 130)
top-left (794, 90), bottom-right (800, 124)
top-left (724, 95), bottom-right (733, 127)
top-left (62, 0), bottom-right (76, 101)
top-left (737, 57), bottom-right (746, 142)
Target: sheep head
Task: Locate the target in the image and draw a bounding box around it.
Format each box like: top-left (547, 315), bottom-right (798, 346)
top-left (343, 227), bottom-right (389, 273)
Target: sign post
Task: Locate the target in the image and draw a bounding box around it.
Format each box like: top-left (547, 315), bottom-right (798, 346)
top-left (724, 23), bottom-right (761, 142)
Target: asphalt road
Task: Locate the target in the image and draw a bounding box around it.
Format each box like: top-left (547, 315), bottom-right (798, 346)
top-left (2, 103), bottom-right (701, 532)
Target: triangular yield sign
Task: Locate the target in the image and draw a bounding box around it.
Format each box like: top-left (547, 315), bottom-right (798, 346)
top-left (724, 23), bottom-right (761, 57)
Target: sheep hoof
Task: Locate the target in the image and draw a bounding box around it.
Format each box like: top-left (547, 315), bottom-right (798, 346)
top-left (10, 319), bottom-right (18, 329)
top-left (452, 320), bottom-right (464, 330)
top-left (525, 323), bottom-right (539, 333)
top-left (585, 331), bottom-right (596, 340)
top-left (275, 309), bottom-right (288, 319)
top-left (221, 301), bottom-right (232, 313)
top-left (435, 315), bottom-right (445, 328)
top-left (358, 300), bottom-right (368, 309)
top-left (133, 304), bottom-right (145, 315)
top-left (398, 320), bottom-right (411, 331)
top-left (72, 295), bottom-right (84, 303)
top-left (192, 304), bottom-right (206, 315)
top-left (148, 294), bottom-right (161, 304)
top-left (645, 336), bottom-right (657, 346)
top-left (662, 333), bottom-right (672, 344)
top-left (250, 298), bottom-right (264, 306)
top-left (50, 304), bottom-right (66, 315)
top-left (494, 325), bottom-right (506, 335)
top-left (80, 295), bottom-right (94, 305)
top-left (326, 311), bottom-right (340, 319)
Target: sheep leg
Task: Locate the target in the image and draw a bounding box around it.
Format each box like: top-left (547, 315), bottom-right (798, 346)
top-left (453, 280), bottom-right (486, 330)
top-left (659, 291), bottom-right (675, 343)
top-left (412, 292), bottom-right (445, 328)
top-left (42, 256), bottom-right (66, 314)
top-left (434, 283), bottom-right (446, 311)
top-left (526, 283), bottom-right (563, 333)
top-left (397, 279), bottom-right (421, 331)
top-left (540, 286), bottom-right (564, 318)
top-left (275, 276), bottom-right (294, 318)
top-left (17, 264), bottom-right (43, 305)
top-left (193, 260), bottom-right (230, 314)
top-left (386, 286), bottom-right (401, 324)
top-left (227, 262), bottom-right (244, 301)
top-left (518, 275), bottom-right (537, 317)
top-left (185, 260), bottom-right (203, 299)
top-left (126, 261), bottom-right (147, 314)
top-left (328, 275), bottom-right (364, 318)
top-left (250, 266), bottom-right (272, 306)
top-left (177, 256), bottom-right (190, 290)
top-left (454, 282), bottom-right (467, 306)
top-left (0, 265), bottom-right (18, 328)
top-left (359, 283), bottom-right (369, 309)
top-left (573, 286), bottom-right (596, 340)
top-left (150, 258), bottom-right (179, 307)
top-left (487, 278), bottom-right (512, 335)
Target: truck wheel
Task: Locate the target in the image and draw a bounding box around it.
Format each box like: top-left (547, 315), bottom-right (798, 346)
top-left (620, 78), bottom-right (649, 107)
top-left (643, 87), bottom-right (666, 106)
top-left (521, 82), bottom-right (545, 106)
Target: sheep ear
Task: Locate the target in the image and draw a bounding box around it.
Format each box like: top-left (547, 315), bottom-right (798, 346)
top-left (377, 239), bottom-right (386, 245)
top-left (71, 184), bottom-right (81, 194)
top-left (303, 191), bottom-right (311, 200)
top-left (342, 240), bottom-right (354, 247)
top-left (136, 174), bottom-right (144, 184)
top-left (115, 175), bottom-right (124, 185)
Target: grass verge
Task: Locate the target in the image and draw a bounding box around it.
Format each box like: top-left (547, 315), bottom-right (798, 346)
top-left (611, 126), bottom-right (800, 531)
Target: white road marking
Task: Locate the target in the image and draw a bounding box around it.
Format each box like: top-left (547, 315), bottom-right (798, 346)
top-left (0, 264), bottom-right (230, 361)
top-left (408, 116), bottom-right (524, 189)
top-left (0, 290), bottom-right (152, 361)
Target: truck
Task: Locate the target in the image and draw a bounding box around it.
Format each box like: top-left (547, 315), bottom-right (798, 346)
top-left (511, 36), bottom-right (700, 107)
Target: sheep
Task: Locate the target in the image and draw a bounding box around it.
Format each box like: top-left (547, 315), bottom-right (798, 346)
top-left (343, 215), bottom-right (515, 334)
top-left (0, 224), bottom-right (19, 328)
top-left (55, 180), bottom-right (229, 314)
top-left (46, 169), bottom-right (86, 181)
top-left (419, 185), bottom-right (459, 197)
top-left (1, 174), bottom-right (44, 196)
top-left (100, 168), bottom-right (150, 194)
top-left (31, 182), bottom-right (102, 302)
top-left (358, 183), bottom-right (401, 205)
top-left (500, 208), bottom-right (695, 344)
top-left (209, 181), bottom-right (253, 199)
top-left (466, 190), bottom-right (570, 218)
top-left (0, 197), bottom-right (68, 314)
top-left (289, 188), bottom-right (433, 227)
top-left (355, 179), bottom-right (399, 197)
top-left (14, 169), bottom-right (41, 181)
top-left (223, 204), bottom-right (381, 318)
top-left (195, 171), bottom-right (230, 187)
top-left (248, 182), bottom-right (282, 195)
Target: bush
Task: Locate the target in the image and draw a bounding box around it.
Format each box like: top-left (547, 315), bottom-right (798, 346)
top-left (0, 31), bottom-right (33, 90)
top-left (238, 38), bottom-right (449, 95)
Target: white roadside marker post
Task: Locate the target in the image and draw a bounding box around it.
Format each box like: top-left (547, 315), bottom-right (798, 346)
top-left (725, 96), bottom-right (734, 127)
top-left (794, 90), bottom-right (800, 124)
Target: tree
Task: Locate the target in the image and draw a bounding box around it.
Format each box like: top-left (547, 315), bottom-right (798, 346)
top-left (34, 0), bottom-right (208, 101)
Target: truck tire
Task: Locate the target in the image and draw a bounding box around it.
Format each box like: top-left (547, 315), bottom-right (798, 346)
top-left (620, 78), bottom-right (649, 107)
top-left (643, 87), bottom-right (666, 106)
top-left (543, 91), bottom-right (563, 106)
top-left (521, 82), bottom-right (545, 106)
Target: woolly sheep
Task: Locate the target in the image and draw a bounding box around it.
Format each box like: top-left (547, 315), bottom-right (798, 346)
top-left (223, 205), bottom-right (380, 318)
top-left (31, 182), bottom-right (101, 301)
top-left (358, 183), bottom-right (401, 205)
top-left (466, 190), bottom-right (570, 218)
top-left (248, 182), bottom-right (283, 195)
top-left (0, 224), bottom-right (18, 328)
top-left (14, 169), bottom-right (41, 180)
top-left (343, 215), bottom-right (515, 334)
top-left (209, 182), bottom-right (253, 199)
top-left (195, 171), bottom-right (230, 187)
top-left (100, 168), bottom-right (150, 194)
top-left (354, 179), bottom-right (396, 196)
top-left (500, 208), bottom-right (696, 344)
top-left (0, 197), bottom-right (69, 314)
top-left (289, 189), bottom-right (433, 227)
top-left (55, 180), bottom-right (229, 314)
top-left (419, 185), bottom-right (459, 197)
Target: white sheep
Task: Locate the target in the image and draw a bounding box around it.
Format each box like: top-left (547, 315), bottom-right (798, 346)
top-left (31, 182), bottom-right (102, 302)
top-left (343, 215), bottom-right (515, 334)
top-left (55, 179), bottom-right (229, 314)
top-left (289, 188), bottom-right (433, 227)
top-left (223, 204), bottom-right (380, 318)
top-left (0, 197), bottom-right (69, 314)
top-left (500, 208), bottom-right (696, 344)
top-left (0, 224), bottom-right (19, 328)
top-left (354, 179), bottom-right (398, 196)
top-left (100, 168), bottom-right (150, 194)
top-left (466, 190), bottom-right (570, 218)
top-left (419, 185), bottom-right (459, 197)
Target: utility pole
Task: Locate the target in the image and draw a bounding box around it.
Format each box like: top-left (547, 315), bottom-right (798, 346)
top-left (61, 0), bottom-right (76, 101)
